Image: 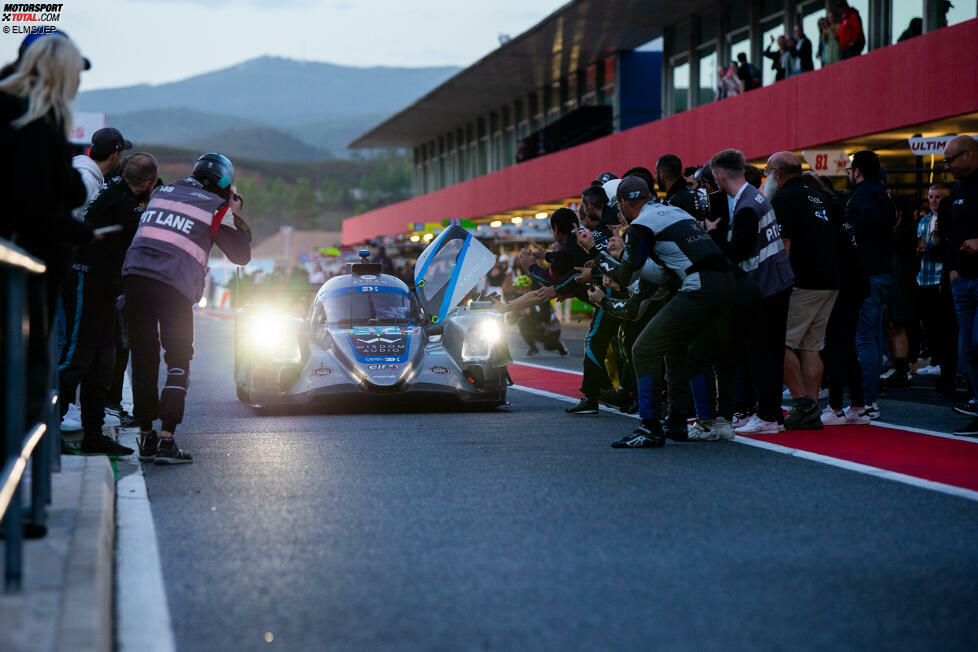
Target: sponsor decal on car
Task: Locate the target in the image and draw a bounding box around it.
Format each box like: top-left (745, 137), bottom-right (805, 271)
top-left (312, 363), bottom-right (333, 377)
top-left (367, 364), bottom-right (399, 370)
top-left (429, 365), bottom-right (450, 375)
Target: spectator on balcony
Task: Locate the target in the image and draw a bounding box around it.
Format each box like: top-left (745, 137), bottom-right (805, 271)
top-left (838, 0), bottom-right (866, 59)
top-left (821, 11), bottom-right (843, 66)
top-left (764, 35), bottom-right (790, 82)
top-left (735, 53), bottom-right (761, 91)
top-left (898, 17), bottom-right (923, 42)
top-left (793, 25), bottom-right (815, 72)
top-left (717, 62), bottom-right (744, 99)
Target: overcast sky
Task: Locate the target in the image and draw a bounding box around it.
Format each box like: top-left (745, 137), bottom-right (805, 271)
top-left (0, 0), bottom-right (563, 91)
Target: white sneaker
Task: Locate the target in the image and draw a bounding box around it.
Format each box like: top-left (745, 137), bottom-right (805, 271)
top-left (713, 417), bottom-right (735, 440)
top-left (103, 410), bottom-right (121, 428)
top-left (732, 412), bottom-right (753, 429)
top-left (61, 403), bottom-right (82, 432)
top-left (687, 418), bottom-right (717, 441)
top-left (844, 406), bottom-right (872, 425)
top-left (863, 402), bottom-right (880, 420)
top-left (734, 414), bottom-right (780, 435)
top-left (821, 406), bottom-right (847, 426)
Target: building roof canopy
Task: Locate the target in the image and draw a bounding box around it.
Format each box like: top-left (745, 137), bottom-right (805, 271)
top-left (349, 0), bottom-right (713, 149)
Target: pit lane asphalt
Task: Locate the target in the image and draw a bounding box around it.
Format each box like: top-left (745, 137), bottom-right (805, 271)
top-left (139, 314), bottom-right (978, 651)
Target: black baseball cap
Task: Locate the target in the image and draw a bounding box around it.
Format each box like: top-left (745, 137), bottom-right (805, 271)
top-left (616, 176), bottom-right (651, 202)
top-left (19, 30), bottom-right (91, 70)
top-left (90, 128), bottom-right (132, 156)
top-left (595, 171), bottom-right (618, 185)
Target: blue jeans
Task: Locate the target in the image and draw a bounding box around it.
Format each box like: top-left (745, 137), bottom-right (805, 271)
top-left (951, 276), bottom-right (978, 398)
top-left (855, 273), bottom-right (892, 403)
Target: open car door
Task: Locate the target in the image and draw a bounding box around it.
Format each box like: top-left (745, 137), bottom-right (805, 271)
top-left (413, 224), bottom-right (495, 324)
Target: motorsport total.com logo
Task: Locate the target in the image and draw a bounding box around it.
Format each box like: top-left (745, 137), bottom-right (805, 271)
top-left (2, 3), bottom-right (61, 35)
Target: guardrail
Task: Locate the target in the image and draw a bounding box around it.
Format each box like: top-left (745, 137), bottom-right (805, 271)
top-left (0, 237), bottom-right (57, 592)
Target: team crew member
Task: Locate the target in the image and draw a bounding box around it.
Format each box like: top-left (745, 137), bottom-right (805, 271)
top-left (707, 149), bottom-right (795, 435)
top-left (578, 176), bottom-right (734, 448)
top-left (72, 127), bottom-right (132, 219)
top-left (942, 135), bottom-right (978, 436)
top-left (767, 151), bottom-right (840, 430)
top-left (655, 154), bottom-right (699, 218)
top-left (59, 154), bottom-right (159, 455)
top-left (507, 275), bottom-right (568, 356)
top-left (122, 153), bottom-right (252, 464)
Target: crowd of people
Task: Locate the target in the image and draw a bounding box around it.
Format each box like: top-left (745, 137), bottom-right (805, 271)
top-left (1, 31), bottom-right (253, 464)
top-left (495, 137), bottom-right (978, 446)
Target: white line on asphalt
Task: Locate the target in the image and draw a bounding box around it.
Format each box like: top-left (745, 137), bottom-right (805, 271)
top-left (116, 376), bottom-right (176, 652)
top-left (512, 362), bottom-right (978, 443)
top-left (509, 384), bottom-right (978, 503)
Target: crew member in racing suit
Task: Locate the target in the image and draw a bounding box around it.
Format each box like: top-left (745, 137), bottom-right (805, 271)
top-left (122, 153), bottom-right (252, 464)
top-left (576, 176), bottom-right (734, 448)
top-left (524, 201), bottom-right (623, 413)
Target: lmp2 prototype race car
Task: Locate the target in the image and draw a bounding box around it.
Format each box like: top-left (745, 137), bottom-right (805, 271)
top-left (234, 225), bottom-right (512, 410)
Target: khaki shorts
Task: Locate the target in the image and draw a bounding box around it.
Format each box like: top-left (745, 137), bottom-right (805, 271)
top-left (785, 288), bottom-right (839, 351)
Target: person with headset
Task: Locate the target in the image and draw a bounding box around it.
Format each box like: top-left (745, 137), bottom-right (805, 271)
top-left (122, 153), bottom-right (252, 464)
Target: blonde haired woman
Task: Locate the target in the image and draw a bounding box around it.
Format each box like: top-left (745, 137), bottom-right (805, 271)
top-left (0, 34), bottom-right (97, 429)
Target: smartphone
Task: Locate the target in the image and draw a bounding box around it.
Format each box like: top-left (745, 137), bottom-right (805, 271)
top-left (93, 225), bottom-right (123, 237)
top-left (708, 190), bottom-right (728, 223)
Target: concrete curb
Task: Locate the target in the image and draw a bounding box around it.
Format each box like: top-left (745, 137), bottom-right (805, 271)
top-left (56, 456), bottom-right (115, 652)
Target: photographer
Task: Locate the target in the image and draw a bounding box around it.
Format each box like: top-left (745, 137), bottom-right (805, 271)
top-left (59, 154), bottom-right (159, 455)
top-left (123, 153), bottom-right (252, 464)
top-left (578, 176), bottom-right (733, 448)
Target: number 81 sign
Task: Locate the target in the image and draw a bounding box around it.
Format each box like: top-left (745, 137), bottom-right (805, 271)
top-left (802, 150), bottom-right (850, 176)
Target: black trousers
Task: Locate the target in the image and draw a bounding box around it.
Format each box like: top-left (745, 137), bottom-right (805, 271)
top-left (107, 307), bottom-right (129, 405)
top-left (580, 307), bottom-right (621, 397)
top-left (824, 289), bottom-right (865, 409)
top-left (618, 303), bottom-right (660, 400)
top-left (59, 269), bottom-right (116, 437)
top-left (745, 286), bottom-right (792, 423)
top-left (632, 271), bottom-right (735, 428)
top-left (517, 314), bottom-right (562, 351)
top-left (916, 282), bottom-right (957, 388)
top-left (124, 275), bottom-right (195, 433)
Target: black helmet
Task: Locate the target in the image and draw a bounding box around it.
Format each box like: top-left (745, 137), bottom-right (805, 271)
top-left (192, 152), bottom-right (234, 191)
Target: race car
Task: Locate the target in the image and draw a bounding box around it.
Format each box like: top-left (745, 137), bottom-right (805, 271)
top-left (234, 225), bottom-right (512, 410)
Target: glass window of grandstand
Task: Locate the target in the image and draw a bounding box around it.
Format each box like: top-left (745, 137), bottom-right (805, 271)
top-left (760, 14), bottom-right (786, 87)
top-left (891, 0), bottom-right (922, 44)
top-left (698, 49), bottom-right (717, 105)
top-left (944, 0), bottom-right (977, 26)
top-left (671, 58), bottom-right (690, 114)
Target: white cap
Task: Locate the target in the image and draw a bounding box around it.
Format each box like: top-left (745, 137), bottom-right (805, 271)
top-left (602, 179), bottom-right (621, 205)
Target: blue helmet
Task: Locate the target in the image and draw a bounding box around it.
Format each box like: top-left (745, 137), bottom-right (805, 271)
top-left (192, 152), bottom-right (234, 191)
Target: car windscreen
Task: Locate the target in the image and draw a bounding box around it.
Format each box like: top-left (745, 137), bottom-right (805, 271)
top-left (323, 287), bottom-right (416, 325)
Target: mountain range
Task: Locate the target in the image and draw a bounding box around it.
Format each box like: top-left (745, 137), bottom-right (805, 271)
top-left (76, 57), bottom-right (459, 161)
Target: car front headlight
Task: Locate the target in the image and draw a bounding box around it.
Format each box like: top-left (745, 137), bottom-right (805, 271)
top-left (461, 318), bottom-right (501, 362)
top-left (247, 310), bottom-right (301, 363)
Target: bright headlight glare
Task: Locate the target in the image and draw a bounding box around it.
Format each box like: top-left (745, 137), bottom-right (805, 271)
top-left (248, 312), bottom-right (300, 362)
top-left (462, 318), bottom-right (501, 361)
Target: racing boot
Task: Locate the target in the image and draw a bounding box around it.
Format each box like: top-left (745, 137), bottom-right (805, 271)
top-left (155, 437), bottom-right (193, 465)
top-left (565, 397), bottom-right (599, 414)
top-left (611, 420), bottom-right (665, 448)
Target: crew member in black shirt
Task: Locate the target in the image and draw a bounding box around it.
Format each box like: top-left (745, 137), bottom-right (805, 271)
top-left (59, 153), bottom-right (159, 455)
top-left (767, 152), bottom-right (840, 429)
top-left (655, 154), bottom-right (699, 218)
top-left (942, 135), bottom-right (978, 436)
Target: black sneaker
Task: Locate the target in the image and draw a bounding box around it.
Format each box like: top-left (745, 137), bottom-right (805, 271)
top-left (611, 426), bottom-right (665, 448)
top-left (953, 418), bottom-right (978, 437)
top-left (526, 345), bottom-right (540, 356)
top-left (620, 400), bottom-right (639, 414)
top-left (565, 397), bottom-right (599, 414)
top-left (598, 388), bottom-right (628, 408)
top-left (80, 434), bottom-right (134, 457)
top-left (154, 438), bottom-right (192, 465)
top-left (557, 342), bottom-right (569, 356)
top-left (952, 398), bottom-right (977, 417)
top-left (784, 399), bottom-right (823, 430)
top-left (138, 430), bottom-right (160, 462)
